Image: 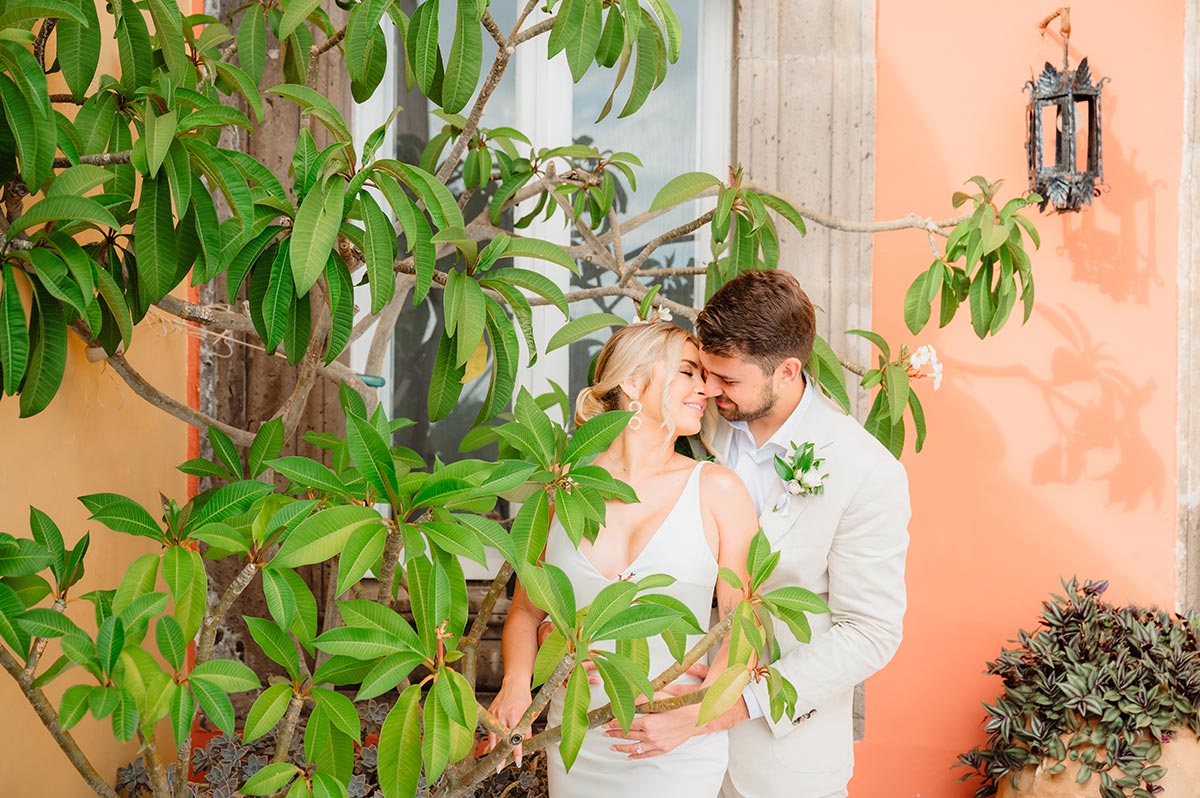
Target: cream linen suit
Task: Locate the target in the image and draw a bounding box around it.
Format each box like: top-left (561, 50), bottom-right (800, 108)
top-left (705, 391), bottom-right (910, 798)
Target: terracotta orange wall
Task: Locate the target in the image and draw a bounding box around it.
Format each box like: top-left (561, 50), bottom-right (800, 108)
top-left (0, 5), bottom-right (197, 795)
top-left (854, 2), bottom-right (1184, 795)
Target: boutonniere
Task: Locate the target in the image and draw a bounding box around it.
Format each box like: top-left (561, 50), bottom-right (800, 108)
top-left (774, 441), bottom-right (828, 498)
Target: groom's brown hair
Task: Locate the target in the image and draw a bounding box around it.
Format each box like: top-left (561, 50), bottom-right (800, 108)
top-left (696, 270), bottom-right (816, 372)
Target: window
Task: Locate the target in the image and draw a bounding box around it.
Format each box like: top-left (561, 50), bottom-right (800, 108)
top-left (351, 0), bottom-right (732, 458)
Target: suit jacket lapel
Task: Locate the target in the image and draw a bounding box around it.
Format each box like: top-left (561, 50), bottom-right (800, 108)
top-left (757, 396), bottom-right (838, 546)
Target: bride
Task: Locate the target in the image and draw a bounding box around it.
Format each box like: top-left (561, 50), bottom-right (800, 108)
top-left (489, 320), bottom-right (759, 797)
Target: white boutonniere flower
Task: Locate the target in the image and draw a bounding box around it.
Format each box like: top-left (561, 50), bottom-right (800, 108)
top-left (773, 441), bottom-right (828, 503)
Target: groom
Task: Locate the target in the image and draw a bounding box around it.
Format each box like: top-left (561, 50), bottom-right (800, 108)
top-left (610, 270), bottom-right (910, 798)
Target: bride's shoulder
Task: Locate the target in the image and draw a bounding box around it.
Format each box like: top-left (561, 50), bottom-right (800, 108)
top-left (696, 460), bottom-right (749, 497)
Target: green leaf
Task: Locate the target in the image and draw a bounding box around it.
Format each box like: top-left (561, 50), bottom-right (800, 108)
top-left (79, 494), bottom-right (163, 542)
top-left (968, 267), bottom-right (994, 339)
top-left (0, 582), bottom-right (31, 657)
top-left (16, 284), bottom-right (64, 418)
top-left (272, 505), bottom-right (384, 569)
top-left (162, 546), bottom-right (206, 640)
top-left (311, 686), bottom-right (362, 742)
top-left (510, 486), bottom-right (550, 567)
top-left (156, 616), bottom-right (186, 672)
top-left (483, 267), bottom-right (569, 316)
top-left (246, 418), bottom-right (286, 479)
top-left (277, 0), bottom-right (323, 42)
top-left (143, 106), bottom-right (177, 179)
top-left (242, 762), bottom-right (300, 796)
top-left (406, 0), bottom-right (443, 100)
top-left (346, 414), bottom-right (399, 502)
top-left (552, 0), bottom-right (603, 82)
top-left (377, 684), bottom-right (422, 798)
top-left (846, 328), bottom-right (890, 361)
top-left (361, 191), bottom-right (397, 314)
top-left (191, 658), bottom-right (261, 693)
top-left (268, 84), bottom-right (352, 143)
top-left (336, 523), bottom-right (386, 596)
top-left (650, 172), bottom-right (721, 213)
top-left (546, 313), bottom-right (626, 352)
top-left (189, 481), bottom-right (275, 532)
top-left (427, 330), bottom-right (466, 422)
top-left (883, 365), bottom-right (909, 426)
top-left (560, 664), bottom-right (590, 771)
top-left (59, 684), bottom-right (92, 730)
top-left (268, 456), bottom-right (349, 497)
top-left (442, 0), bottom-right (482, 113)
top-left (903, 271), bottom-right (931, 334)
top-left (134, 171), bottom-right (179, 305)
top-left (291, 177), bottom-right (346, 296)
top-left (501, 237), bottom-right (580, 274)
top-left (0, 263), bottom-right (28, 396)
top-left (18, 607), bottom-right (82, 639)
top-left (579, 581), bottom-right (638, 642)
top-left (590, 602), bottom-right (681, 641)
top-left (237, 5), bottom-right (267, 86)
top-left (908, 387), bottom-right (927, 453)
top-left (698, 666), bottom-right (751, 725)
top-left (94, 614), bottom-right (123, 675)
top-left (208, 425), bottom-right (244, 480)
top-left (565, 410), bottom-right (633, 462)
top-left (355, 650), bottom-right (425, 701)
top-left (244, 683), bottom-right (293, 743)
top-left (619, 12), bottom-right (657, 118)
top-left (55, 0), bottom-right (101, 103)
top-left (246, 617), bottom-right (301, 679)
top-left (111, 688), bottom-right (140, 741)
top-left (112, 552), bottom-right (158, 616)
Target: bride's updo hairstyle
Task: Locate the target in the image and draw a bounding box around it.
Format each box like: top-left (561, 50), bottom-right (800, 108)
top-left (574, 321), bottom-right (698, 439)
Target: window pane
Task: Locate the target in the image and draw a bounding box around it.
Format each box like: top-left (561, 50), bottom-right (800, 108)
top-left (566, 7), bottom-right (703, 400)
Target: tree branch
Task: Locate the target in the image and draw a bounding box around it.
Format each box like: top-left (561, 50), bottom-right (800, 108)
top-left (625, 210), bottom-right (715, 278)
top-left (0, 646), bottom-right (121, 798)
top-left (435, 32), bottom-right (512, 185)
top-left (272, 691), bottom-right (306, 765)
top-left (482, 11), bottom-right (506, 47)
top-left (53, 150), bottom-right (134, 169)
top-left (195, 562), bottom-right (259, 663)
top-left (23, 597), bottom-right (66, 680)
top-left (512, 17), bottom-right (555, 45)
top-left (374, 527), bottom-right (405, 610)
top-left (458, 562), bottom-right (513, 690)
top-left (34, 19), bottom-right (56, 72)
top-left (742, 179), bottom-right (968, 236)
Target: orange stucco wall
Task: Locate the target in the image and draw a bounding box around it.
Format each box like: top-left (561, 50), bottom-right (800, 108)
top-left (0, 7), bottom-right (194, 795)
top-left (856, 2), bottom-right (1184, 795)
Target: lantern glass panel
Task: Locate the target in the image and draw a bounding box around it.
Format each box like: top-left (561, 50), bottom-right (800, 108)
top-left (1075, 100), bottom-right (1091, 174)
top-left (1040, 103), bottom-right (1065, 171)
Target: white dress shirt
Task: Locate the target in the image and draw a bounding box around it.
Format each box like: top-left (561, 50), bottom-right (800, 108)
top-left (725, 376), bottom-right (814, 719)
top-left (727, 375), bottom-right (815, 516)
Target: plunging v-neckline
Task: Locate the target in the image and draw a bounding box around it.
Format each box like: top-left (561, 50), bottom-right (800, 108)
top-left (578, 462), bottom-right (702, 581)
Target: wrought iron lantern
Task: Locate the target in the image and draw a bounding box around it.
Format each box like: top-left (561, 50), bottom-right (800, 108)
top-left (1025, 8), bottom-right (1108, 213)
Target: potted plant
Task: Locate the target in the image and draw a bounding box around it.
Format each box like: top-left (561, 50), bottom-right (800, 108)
top-left (958, 579), bottom-right (1200, 798)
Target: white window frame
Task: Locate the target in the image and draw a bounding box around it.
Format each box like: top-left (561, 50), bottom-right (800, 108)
top-left (351, 1), bottom-right (733, 427)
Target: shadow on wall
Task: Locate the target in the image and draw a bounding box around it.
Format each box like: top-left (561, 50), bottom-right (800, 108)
top-left (946, 304), bottom-right (1164, 511)
top-left (1053, 94), bottom-right (1166, 304)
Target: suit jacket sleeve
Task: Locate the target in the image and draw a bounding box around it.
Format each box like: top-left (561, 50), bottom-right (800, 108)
top-left (750, 455), bottom-right (910, 739)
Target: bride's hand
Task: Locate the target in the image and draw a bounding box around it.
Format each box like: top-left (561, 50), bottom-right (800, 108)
top-left (604, 688), bottom-right (703, 759)
top-left (488, 681), bottom-right (534, 770)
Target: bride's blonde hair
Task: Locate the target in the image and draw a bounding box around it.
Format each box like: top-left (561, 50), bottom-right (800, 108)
top-left (574, 322), bottom-right (698, 441)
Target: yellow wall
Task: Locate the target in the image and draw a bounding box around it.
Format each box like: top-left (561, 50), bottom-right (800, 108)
top-left (856, 2), bottom-right (1184, 795)
top-left (0, 9), bottom-right (191, 796)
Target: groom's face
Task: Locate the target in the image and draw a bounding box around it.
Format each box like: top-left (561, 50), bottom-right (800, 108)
top-left (698, 350), bottom-right (778, 422)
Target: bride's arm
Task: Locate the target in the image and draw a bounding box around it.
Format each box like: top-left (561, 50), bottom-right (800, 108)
top-left (487, 578), bottom-right (548, 764)
top-left (606, 464), bottom-right (757, 757)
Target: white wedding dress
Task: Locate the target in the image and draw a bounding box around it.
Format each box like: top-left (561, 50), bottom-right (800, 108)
top-left (544, 461), bottom-right (728, 798)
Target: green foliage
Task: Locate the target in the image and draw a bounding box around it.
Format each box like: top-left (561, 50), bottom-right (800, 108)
top-left (957, 579), bottom-right (1200, 798)
top-left (0, 2), bottom-right (1043, 796)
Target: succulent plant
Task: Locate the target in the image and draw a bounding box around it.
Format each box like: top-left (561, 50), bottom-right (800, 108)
top-left (958, 578), bottom-right (1200, 798)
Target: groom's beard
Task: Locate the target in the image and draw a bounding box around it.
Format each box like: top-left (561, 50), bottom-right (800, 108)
top-left (717, 381), bottom-right (778, 422)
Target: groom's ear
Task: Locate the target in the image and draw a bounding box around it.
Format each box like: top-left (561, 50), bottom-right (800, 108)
top-left (777, 357), bottom-right (805, 386)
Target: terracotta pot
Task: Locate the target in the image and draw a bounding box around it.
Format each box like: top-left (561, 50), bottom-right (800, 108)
top-left (996, 728), bottom-right (1200, 797)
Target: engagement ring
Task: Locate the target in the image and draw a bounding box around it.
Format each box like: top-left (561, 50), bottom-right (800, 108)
top-left (635, 742), bottom-right (644, 755)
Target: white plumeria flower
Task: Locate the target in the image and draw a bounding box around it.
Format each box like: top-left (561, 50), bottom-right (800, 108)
top-left (786, 479), bottom-right (803, 495)
top-left (908, 344), bottom-right (943, 391)
top-left (801, 470), bottom-right (824, 489)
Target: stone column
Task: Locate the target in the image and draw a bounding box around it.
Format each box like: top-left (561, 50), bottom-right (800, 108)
top-left (733, 0), bottom-right (876, 420)
top-left (733, 0), bottom-right (876, 739)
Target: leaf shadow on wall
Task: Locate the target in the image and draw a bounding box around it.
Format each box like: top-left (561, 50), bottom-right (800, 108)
top-left (945, 305), bottom-right (1163, 511)
top-left (1052, 94), bottom-right (1165, 304)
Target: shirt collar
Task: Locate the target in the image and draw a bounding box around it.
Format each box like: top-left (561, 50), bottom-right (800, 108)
top-left (729, 374), bottom-right (815, 455)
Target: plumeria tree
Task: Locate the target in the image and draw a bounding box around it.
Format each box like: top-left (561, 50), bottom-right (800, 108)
top-left (0, 1), bottom-right (1042, 797)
